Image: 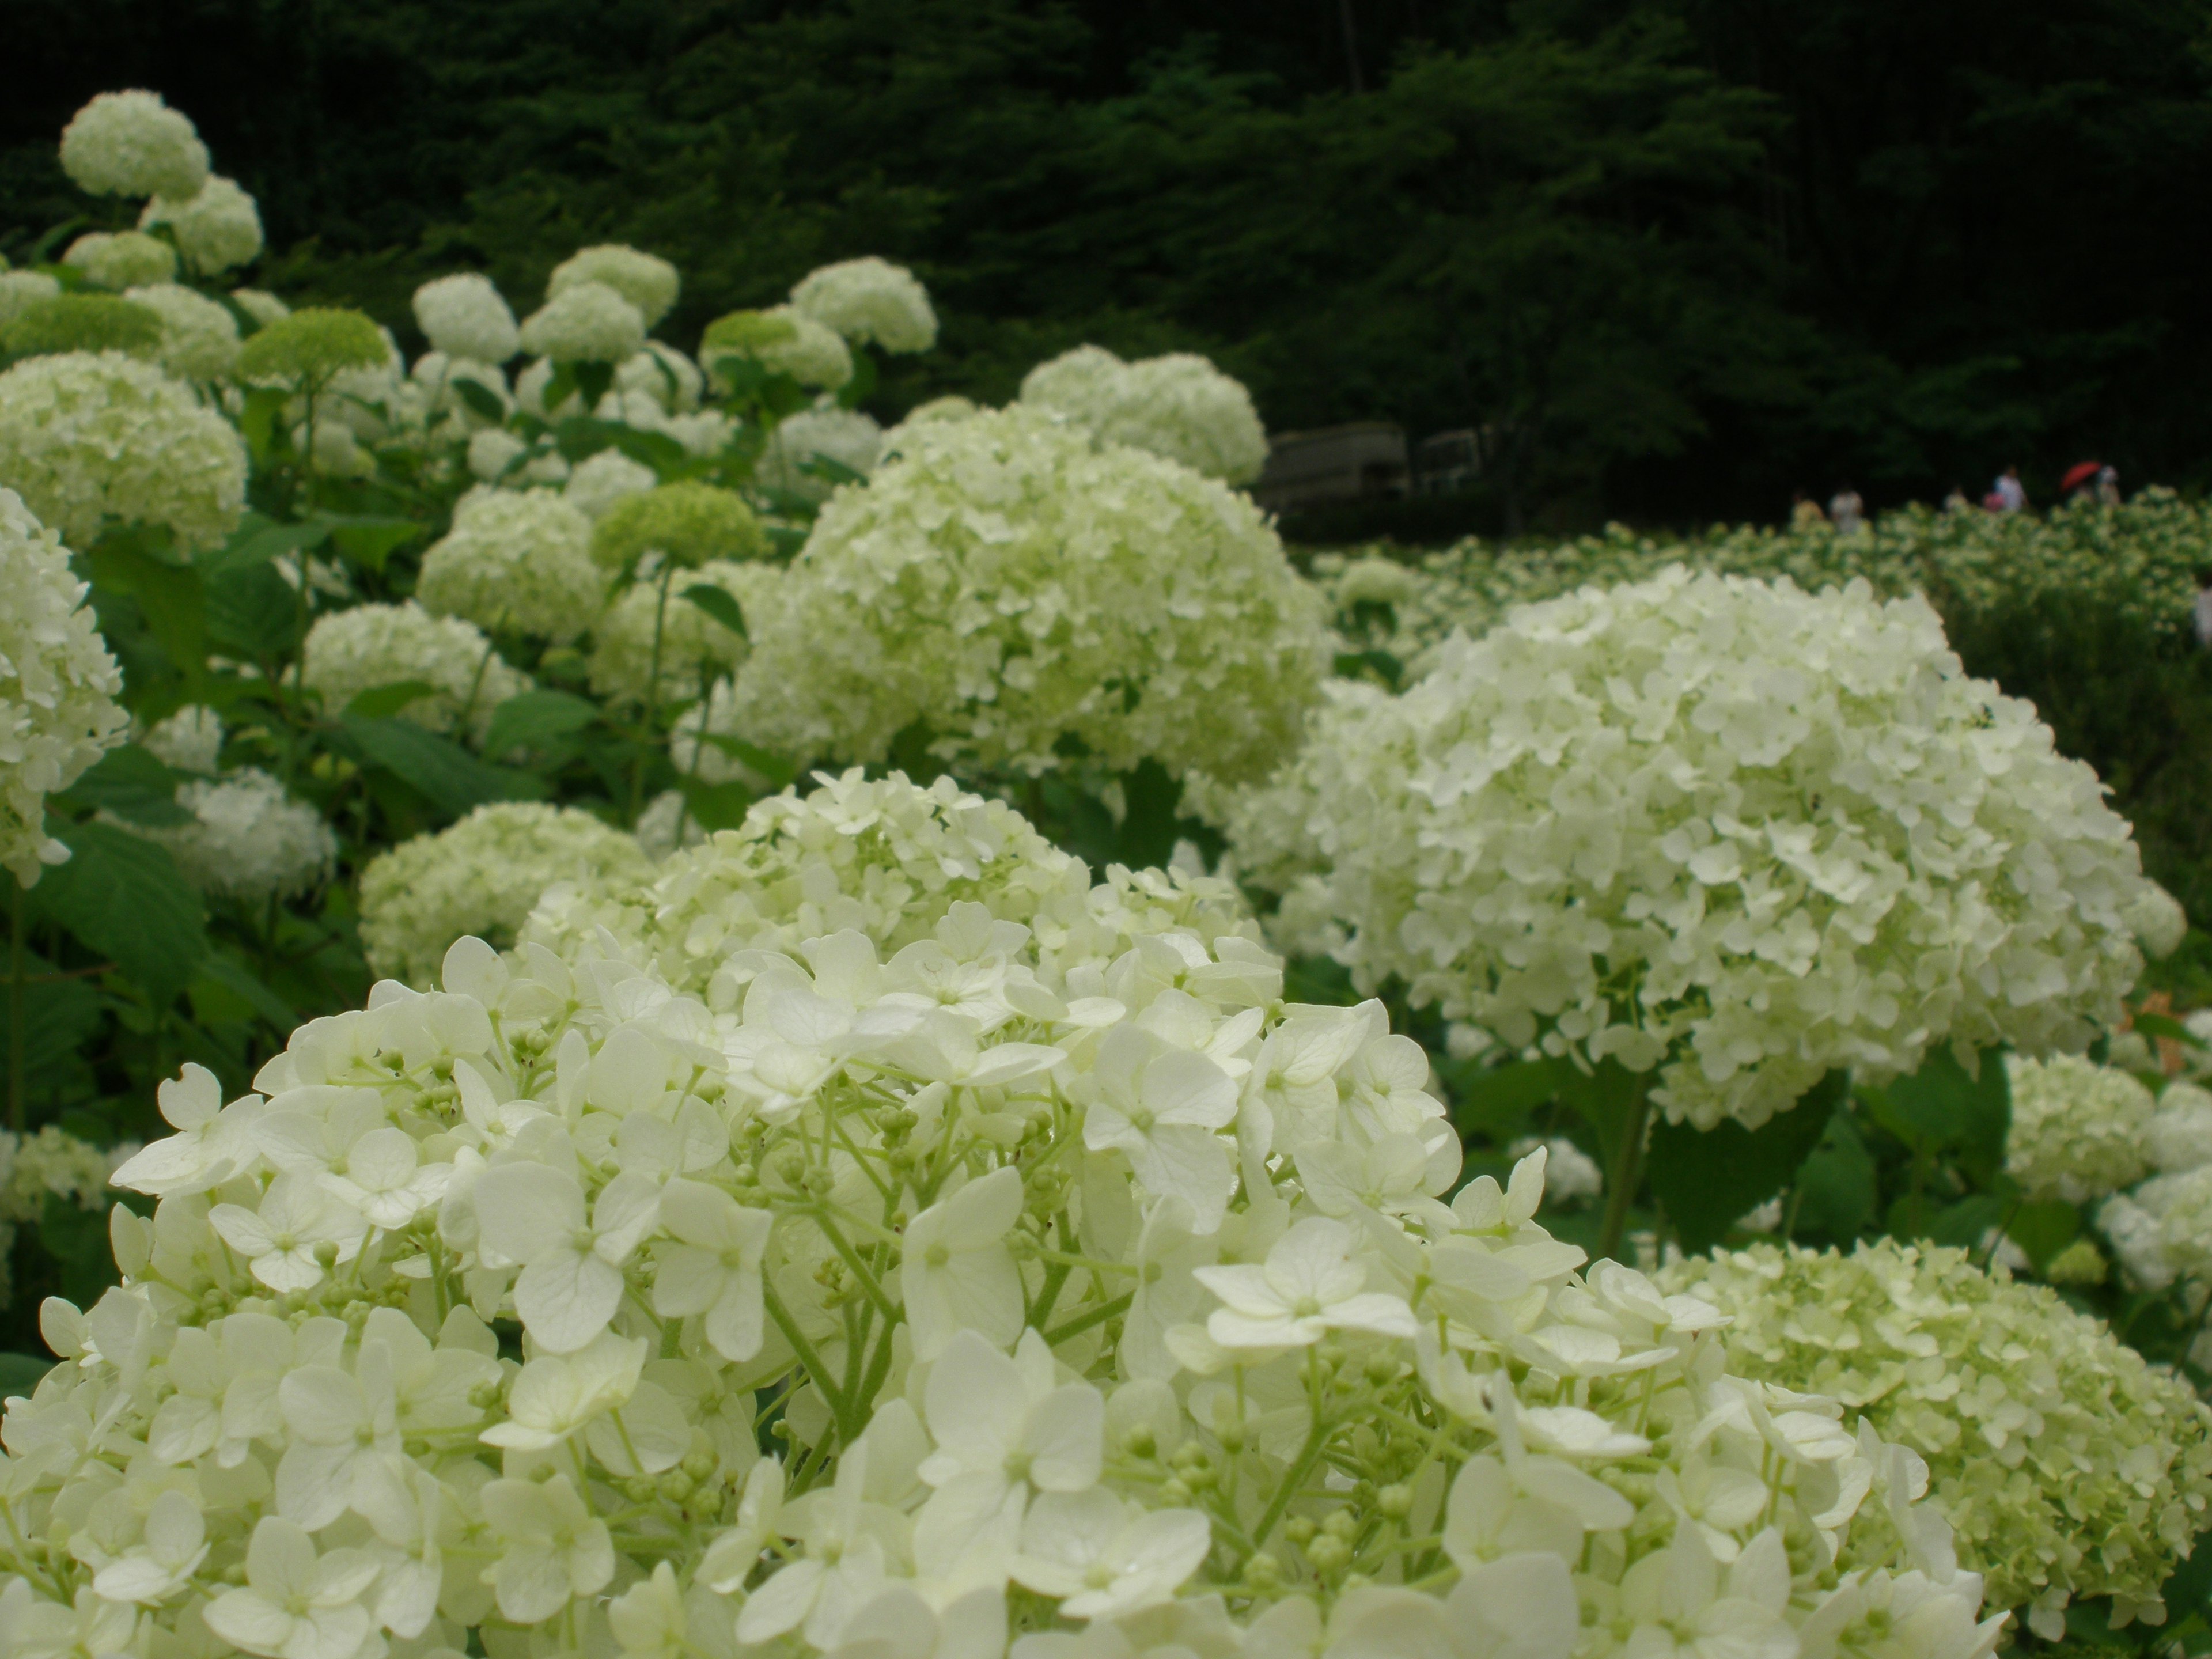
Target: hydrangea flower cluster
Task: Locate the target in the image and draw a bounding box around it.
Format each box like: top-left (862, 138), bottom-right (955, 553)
top-left (122, 284), bottom-right (242, 382)
top-left (788, 255), bottom-right (937, 353)
top-left (1660, 1238), bottom-right (2212, 1634)
top-left (138, 176), bottom-right (264, 276)
top-left (1020, 346), bottom-right (1268, 484)
top-left (1222, 568), bottom-right (2171, 1128)
top-left (550, 245), bottom-right (681, 330)
top-left (0, 351), bottom-right (248, 554)
top-left (128, 768), bottom-right (339, 902)
top-left (58, 90), bottom-right (210, 199)
top-left (737, 407), bottom-right (1329, 783)
top-left (415, 491), bottom-right (604, 643)
top-left (590, 482), bottom-right (766, 575)
top-left (12, 775), bottom-right (2004, 1659)
top-left (413, 275), bottom-right (521, 365)
top-left (0, 489), bottom-right (127, 885)
top-left (358, 802), bottom-right (653, 982)
top-left (700, 308), bottom-right (853, 391)
top-left (0, 1124), bottom-right (130, 1306)
top-left (139, 705), bottom-right (225, 775)
top-left (754, 407), bottom-right (883, 504)
top-left (300, 603), bottom-right (533, 746)
top-left (2003, 1053), bottom-right (2157, 1203)
top-left (520, 282), bottom-right (647, 365)
top-left (588, 560), bottom-right (777, 711)
top-left (63, 232), bottom-right (177, 291)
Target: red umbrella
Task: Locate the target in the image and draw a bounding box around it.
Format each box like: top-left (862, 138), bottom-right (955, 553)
top-left (2061, 461), bottom-right (2101, 493)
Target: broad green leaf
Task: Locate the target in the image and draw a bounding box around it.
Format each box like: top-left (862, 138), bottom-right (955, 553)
top-left (344, 681), bottom-right (441, 720)
top-left (326, 516), bottom-right (425, 573)
top-left (2006, 1199), bottom-right (2081, 1269)
top-left (676, 774), bottom-right (756, 832)
top-left (34, 823), bottom-right (208, 1007)
top-left (0, 958), bottom-right (103, 1094)
top-left (1793, 1110), bottom-right (1878, 1241)
top-left (58, 745), bottom-right (192, 827)
top-left (39, 1190), bottom-right (121, 1310)
top-left (1555, 1059), bottom-right (1647, 1180)
top-left (91, 536), bottom-right (204, 687)
top-left (699, 732), bottom-right (798, 790)
top-left (0, 1353), bottom-right (54, 1396)
top-left (337, 715), bottom-right (547, 819)
top-left (834, 346), bottom-right (879, 410)
top-left (797, 454), bottom-right (870, 487)
top-left (2131, 1012), bottom-right (2205, 1049)
top-left (572, 361), bottom-right (616, 409)
top-left (194, 950), bottom-right (298, 1028)
top-left (1450, 1055), bottom-right (1567, 1138)
top-left (1878, 1045), bottom-right (2010, 1180)
top-left (483, 688), bottom-right (601, 756)
top-left (217, 516), bottom-right (331, 570)
top-left (1646, 1071), bottom-right (1844, 1253)
top-left (681, 584), bottom-right (748, 639)
top-left (454, 378), bottom-right (506, 422)
top-left (202, 556), bottom-right (301, 660)
top-left (1926, 1193), bottom-right (2005, 1248)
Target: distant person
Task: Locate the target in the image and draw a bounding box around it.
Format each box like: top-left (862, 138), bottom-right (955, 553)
top-left (2098, 464), bottom-right (2122, 506)
top-left (1828, 486), bottom-right (1865, 535)
top-left (2063, 461), bottom-right (2102, 504)
top-left (1790, 491), bottom-right (1827, 531)
top-left (1942, 484), bottom-right (1971, 513)
top-left (2196, 570), bottom-right (2212, 649)
top-left (1993, 465), bottom-right (2027, 513)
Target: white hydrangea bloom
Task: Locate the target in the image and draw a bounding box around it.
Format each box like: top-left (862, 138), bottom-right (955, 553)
top-left (549, 245), bottom-right (680, 329)
top-left (631, 789), bottom-right (706, 862)
top-left (0, 350), bottom-right (247, 552)
top-left (413, 273), bottom-right (520, 364)
top-left (300, 601), bottom-right (532, 745)
top-left (740, 407), bottom-right (1328, 783)
top-left (230, 287), bottom-right (289, 327)
top-left (0, 490), bottom-right (127, 884)
top-left (0, 271), bottom-right (61, 328)
top-left (1224, 568), bottom-right (2170, 1129)
top-left (122, 282), bottom-right (241, 381)
top-left (1021, 346), bottom-right (1267, 484)
top-left (564, 448), bottom-right (658, 521)
top-left (138, 176), bottom-right (263, 275)
top-left (46, 787), bottom-right (2005, 1659)
top-left (2147, 1079), bottom-right (2212, 1173)
top-left (466, 427), bottom-right (528, 482)
top-left (59, 89), bottom-right (210, 199)
top-left (790, 255), bottom-right (938, 352)
top-left (412, 353), bottom-right (513, 433)
top-left (63, 230), bottom-right (177, 291)
top-left (139, 704), bottom-right (222, 774)
top-left (615, 342), bottom-right (704, 410)
top-left (589, 560), bottom-right (777, 710)
top-left (2003, 1054), bottom-right (2155, 1203)
top-left (755, 407), bottom-right (882, 503)
top-left (520, 281), bottom-right (646, 364)
top-left (709, 306), bottom-right (852, 391)
top-left (416, 490), bottom-right (605, 643)
top-left (358, 802), bottom-right (652, 981)
top-left (1506, 1137), bottom-right (1602, 1202)
top-left (129, 767), bottom-right (338, 901)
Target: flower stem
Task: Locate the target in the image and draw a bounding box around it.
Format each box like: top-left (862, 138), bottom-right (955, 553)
top-left (1594, 1077), bottom-right (1652, 1264)
top-left (7, 880), bottom-right (23, 1134)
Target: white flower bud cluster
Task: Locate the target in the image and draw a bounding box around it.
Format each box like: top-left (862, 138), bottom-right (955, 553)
top-left (139, 176), bottom-right (264, 276)
top-left (789, 256), bottom-right (937, 353)
top-left (1021, 345), bottom-right (1268, 484)
top-left (520, 282), bottom-right (647, 365)
top-left (358, 802), bottom-right (653, 983)
top-left (1221, 568), bottom-right (2171, 1130)
top-left (0, 490), bottom-right (127, 885)
top-left (300, 603), bottom-right (532, 747)
top-left (412, 274), bottom-right (520, 365)
top-left (0, 351), bottom-right (248, 554)
top-left (6, 776), bottom-right (2003, 1659)
top-left (2003, 1052), bottom-right (2157, 1203)
top-left (550, 245), bottom-right (681, 329)
top-left (415, 491), bottom-right (605, 644)
top-left (128, 768), bottom-right (339, 902)
top-left (738, 407), bottom-right (1330, 784)
top-left (63, 232), bottom-right (177, 291)
top-left (139, 705), bottom-right (224, 775)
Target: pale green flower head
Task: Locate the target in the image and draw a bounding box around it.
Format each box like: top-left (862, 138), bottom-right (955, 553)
top-left (700, 305), bottom-right (851, 391)
top-left (588, 558), bottom-right (774, 709)
top-left (789, 254), bottom-right (937, 353)
top-left (416, 489), bottom-right (604, 643)
top-left (62, 230), bottom-right (177, 291)
top-left (590, 479), bottom-right (767, 573)
top-left (123, 767), bottom-right (337, 902)
top-left (236, 305), bottom-right (388, 387)
top-left (548, 243), bottom-right (680, 328)
top-left (2, 294), bottom-right (164, 359)
top-left (139, 175), bottom-right (263, 275)
top-left (299, 600), bottom-right (532, 745)
top-left (59, 89), bottom-right (209, 199)
top-left (0, 272), bottom-right (60, 331)
top-left (2004, 1052), bottom-right (2155, 1203)
top-left (122, 283), bottom-right (240, 382)
top-left (518, 280), bottom-right (645, 364)
top-left (413, 271), bottom-right (519, 364)
top-left (1021, 345), bottom-right (1268, 484)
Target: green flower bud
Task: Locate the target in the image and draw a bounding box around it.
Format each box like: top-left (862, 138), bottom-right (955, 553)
top-left (237, 306), bottom-right (386, 385)
top-left (2, 294), bottom-right (163, 359)
top-left (590, 480), bottom-right (768, 573)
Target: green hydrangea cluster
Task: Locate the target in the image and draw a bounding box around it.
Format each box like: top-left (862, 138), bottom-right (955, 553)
top-left (2004, 1052), bottom-right (2157, 1203)
top-left (1, 294), bottom-right (164, 361)
top-left (590, 480), bottom-right (768, 573)
top-left (736, 406), bottom-right (1330, 783)
top-left (415, 488), bottom-right (605, 642)
top-left (236, 306), bottom-right (388, 387)
top-left (1660, 1238), bottom-right (2212, 1634)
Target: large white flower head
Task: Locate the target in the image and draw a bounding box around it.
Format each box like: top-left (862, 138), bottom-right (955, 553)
top-left (564, 448), bottom-right (658, 521)
top-left (588, 559), bottom-right (777, 710)
top-left (548, 245), bottom-right (681, 329)
top-left (139, 175), bottom-right (263, 275)
top-left (413, 273), bottom-right (521, 365)
top-left (1664, 1238), bottom-right (2212, 1632)
top-left (753, 406), bottom-right (882, 503)
top-left (520, 282), bottom-right (646, 365)
top-left (789, 256), bottom-right (937, 353)
top-left (130, 767), bottom-right (338, 902)
top-left (700, 307), bottom-right (852, 392)
top-left (59, 89), bottom-right (210, 199)
top-left (416, 490), bottom-right (605, 643)
top-left (140, 704), bottom-right (224, 774)
top-left (55, 789), bottom-right (2003, 1659)
top-left (63, 230), bottom-right (177, 291)
top-left (0, 490), bottom-right (127, 885)
top-left (1021, 346), bottom-right (1268, 484)
top-left (122, 283), bottom-right (241, 381)
top-left (614, 342), bottom-right (704, 411)
top-left (2003, 1052), bottom-right (2156, 1203)
top-left (300, 602), bottom-right (532, 745)
top-left (0, 350), bottom-right (247, 553)
top-left (358, 802), bottom-right (652, 982)
top-left (1225, 567), bottom-right (2170, 1130)
top-left (737, 406), bottom-right (1330, 783)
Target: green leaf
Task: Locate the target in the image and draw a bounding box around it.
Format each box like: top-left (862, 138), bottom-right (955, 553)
top-left (236, 386), bottom-right (291, 468)
top-left (39, 1190), bottom-right (120, 1310)
top-left (202, 556), bottom-right (301, 660)
top-left (1927, 1193), bottom-right (2005, 1248)
top-left (2006, 1199), bottom-right (2081, 1269)
top-left (834, 347), bottom-right (880, 410)
top-left (1793, 1111), bottom-right (1878, 1241)
top-left (1450, 1055), bottom-right (1567, 1138)
top-left (91, 536), bottom-right (204, 687)
top-left (336, 715), bottom-right (547, 819)
top-left (797, 454), bottom-right (870, 487)
top-left (217, 516), bottom-right (331, 571)
top-left (1646, 1071), bottom-right (1844, 1254)
top-left (326, 516), bottom-right (425, 574)
top-left (698, 732), bottom-right (798, 790)
top-left (2131, 1012), bottom-right (2206, 1049)
top-left (0, 959), bottom-right (103, 1094)
top-left (454, 378), bottom-right (507, 422)
top-left (551, 416), bottom-right (690, 476)
top-left (572, 361), bottom-right (616, 408)
top-left (192, 950), bottom-right (298, 1029)
top-left (59, 745), bottom-right (192, 827)
top-left (33, 823), bottom-right (208, 1007)
top-left (343, 681), bottom-right (441, 720)
top-left (681, 584), bottom-right (748, 639)
top-left (483, 688), bottom-right (601, 756)
top-left (0, 1354), bottom-right (55, 1396)
top-left (1878, 1045), bottom-right (2010, 1180)
top-left (1555, 1059), bottom-right (1647, 1180)
top-left (676, 774), bottom-right (756, 832)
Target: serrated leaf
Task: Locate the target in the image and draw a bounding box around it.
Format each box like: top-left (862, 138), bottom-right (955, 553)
top-left (1646, 1071), bottom-right (1844, 1253)
top-left (2006, 1199), bottom-right (2081, 1269)
top-left (59, 745), bottom-right (192, 827)
top-left (1881, 1045), bottom-right (2010, 1181)
top-left (91, 537), bottom-right (204, 687)
top-left (33, 823), bottom-right (207, 1007)
top-left (343, 681), bottom-right (441, 720)
top-left (217, 517), bottom-right (331, 571)
top-left (698, 732), bottom-right (797, 790)
top-left (1793, 1110), bottom-right (1877, 1241)
top-left (1449, 1055), bottom-right (1567, 1139)
top-left (337, 714), bottom-right (547, 819)
top-left (454, 378), bottom-right (506, 422)
top-left (327, 517), bottom-right (424, 573)
top-left (681, 584), bottom-right (748, 639)
top-left (483, 688), bottom-right (600, 756)
top-left (2131, 1012), bottom-right (2205, 1049)
top-left (202, 555), bottom-right (301, 660)
top-left (193, 950), bottom-right (298, 1029)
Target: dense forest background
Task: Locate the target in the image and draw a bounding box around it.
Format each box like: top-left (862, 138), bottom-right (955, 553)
top-left (3, 0), bottom-right (2207, 530)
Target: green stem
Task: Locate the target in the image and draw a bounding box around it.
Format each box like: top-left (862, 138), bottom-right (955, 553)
top-left (1594, 1078), bottom-right (1653, 1264)
top-left (632, 563), bottom-right (677, 825)
top-left (8, 881), bottom-right (23, 1135)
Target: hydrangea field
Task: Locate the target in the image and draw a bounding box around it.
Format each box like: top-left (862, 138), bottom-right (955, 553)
top-left (3, 89), bottom-right (2212, 1659)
